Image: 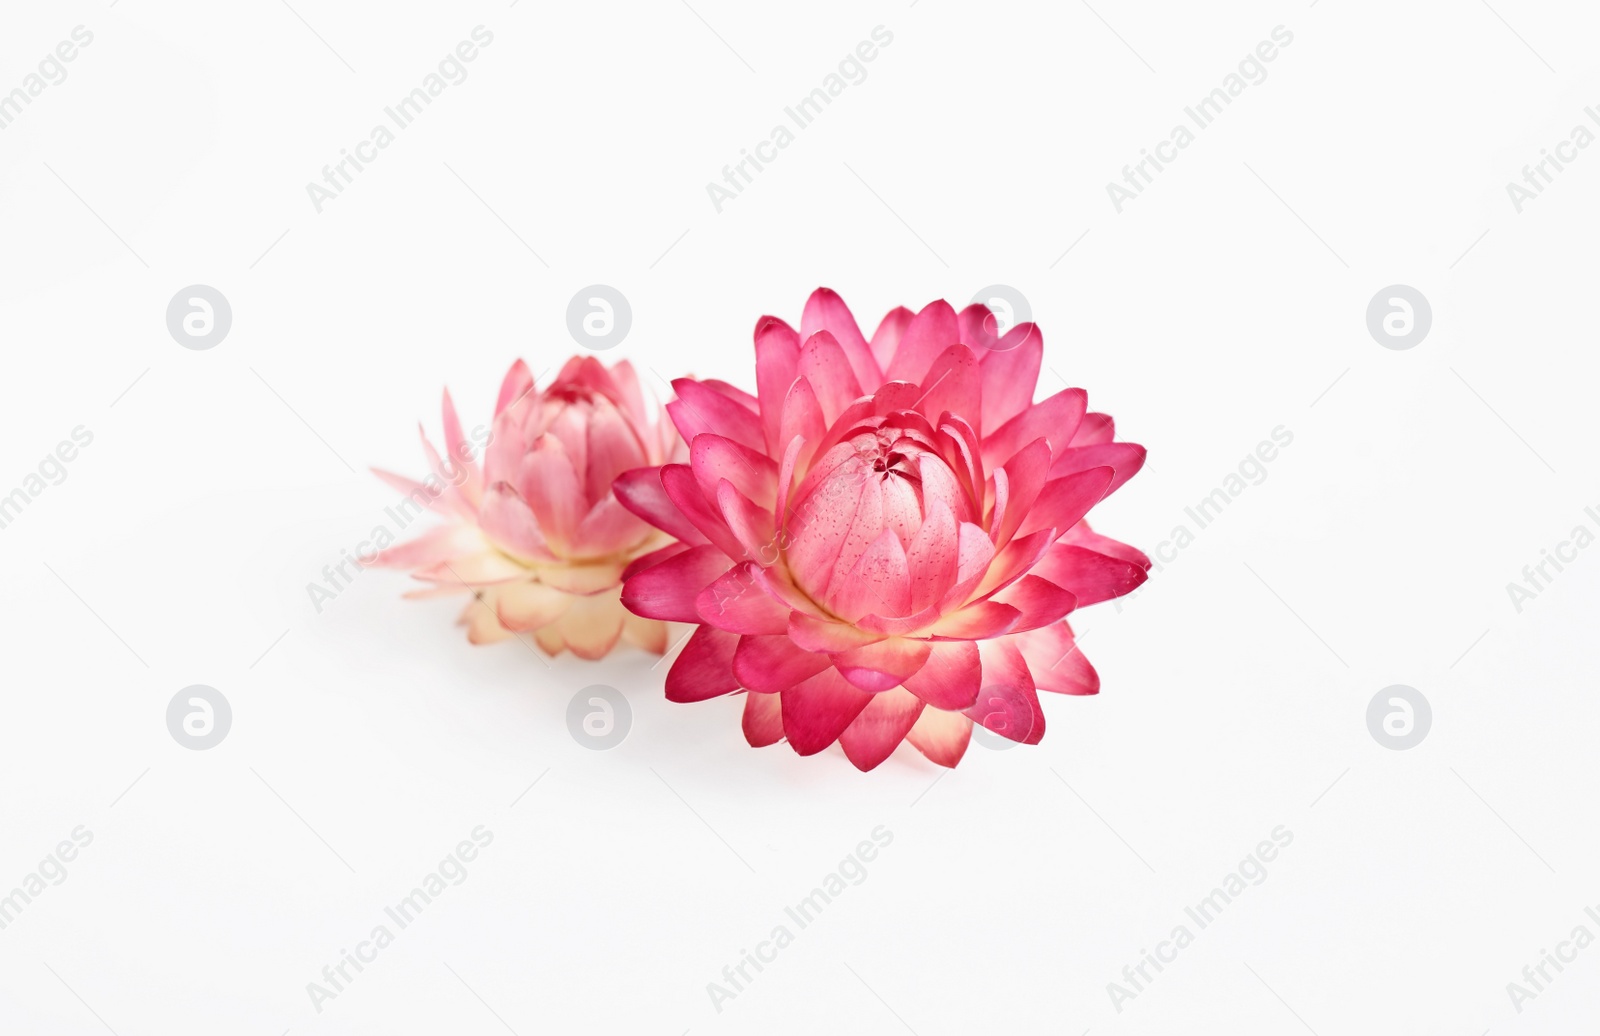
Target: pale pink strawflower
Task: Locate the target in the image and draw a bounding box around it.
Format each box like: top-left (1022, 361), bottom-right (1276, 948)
top-left (372, 356), bottom-right (677, 658)
top-left (618, 288), bottom-right (1148, 769)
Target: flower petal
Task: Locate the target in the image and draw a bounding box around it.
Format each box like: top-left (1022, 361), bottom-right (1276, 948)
top-left (554, 589), bottom-right (626, 660)
top-left (788, 611), bottom-right (883, 653)
top-left (869, 305), bottom-right (915, 372)
top-left (1018, 620), bottom-right (1099, 695)
top-left (830, 528), bottom-right (913, 622)
top-left (838, 688), bottom-right (924, 771)
top-left (796, 330), bottom-right (865, 424)
top-left (692, 434), bottom-right (778, 509)
top-left (965, 639), bottom-right (1044, 744)
top-left (742, 690), bottom-right (786, 747)
top-left (1014, 466), bottom-right (1115, 542)
top-left (989, 575), bottom-right (1078, 632)
top-left (781, 666), bottom-right (874, 755)
top-left (518, 438), bottom-right (585, 551)
top-left (1048, 442), bottom-right (1147, 498)
top-left (495, 359), bottom-right (535, 417)
top-left (665, 626), bottom-right (741, 702)
top-left (621, 543), bottom-right (730, 622)
top-left (668, 378), bottom-right (764, 453)
top-left (917, 345), bottom-right (983, 434)
top-left (613, 466), bottom-right (709, 546)
top-left (905, 706), bottom-right (972, 767)
top-left (1034, 544), bottom-right (1150, 606)
top-left (978, 322), bottom-right (1044, 436)
top-left (697, 562), bottom-right (791, 635)
top-left (885, 299), bottom-right (959, 385)
top-left (901, 640), bottom-right (981, 709)
top-left (754, 316), bottom-right (801, 453)
top-left (926, 600), bottom-right (1021, 640)
top-left (982, 387), bottom-right (1087, 469)
top-left (801, 287), bottom-right (881, 389)
top-left (734, 634), bottom-right (831, 692)
top-left (831, 636), bottom-right (932, 692)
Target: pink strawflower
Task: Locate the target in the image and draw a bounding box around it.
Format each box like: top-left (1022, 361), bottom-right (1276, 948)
top-left (617, 288), bottom-right (1149, 769)
top-left (371, 357), bottom-right (677, 658)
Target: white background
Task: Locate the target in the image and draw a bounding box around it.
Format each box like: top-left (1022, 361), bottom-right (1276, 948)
top-left (1, 0), bottom-right (1596, 1033)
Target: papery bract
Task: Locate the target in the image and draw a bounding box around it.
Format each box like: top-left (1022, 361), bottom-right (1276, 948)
top-left (371, 356), bottom-right (676, 658)
top-left (618, 289), bottom-right (1149, 769)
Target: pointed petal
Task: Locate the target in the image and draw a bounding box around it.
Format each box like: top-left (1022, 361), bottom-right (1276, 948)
top-left (869, 305), bottom-right (915, 372)
top-left (885, 300), bottom-right (959, 385)
top-left (494, 580), bottom-right (570, 632)
top-left (1018, 620), bottom-right (1099, 695)
top-left (369, 523), bottom-right (484, 570)
top-left (668, 378), bottom-right (764, 453)
top-left (519, 438), bottom-right (585, 551)
top-left (839, 688), bottom-right (925, 770)
top-left (620, 544), bottom-right (730, 622)
top-left (831, 637), bottom-right (932, 692)
top-left (1049, 442), bottom-right (1147, 498)
top-left (661, 464), bottom-right (745, 559)
top-left (926, 601), bottom-right (1021, 640)
top-left (993, 438), bottom-right (1052, 546)
top-left (905, 498), bottom-right (960, 612)
top-left (1034, 544), bottom-right (1150, 606)
top-left (983, 387), bottom-right (1087, 469)
top-left (697, 562), bottom-right (791, 635)
top-left (554, 590), bottom-right (626, 660)
top-left (572, 494), bottom-right (651, 558)
top-left (665, 626), bottom-right (740, 702)
top-left (796, 331), bottom-right (864, 424)
top-left (1015, 467), bottom-right (1115, 542)
top-left (905, 706), bottom-right (972, 767)
top-left (788, 611), bottom-right (882, 653)
top-left (742, 691), bottom-right (786, 746)
top-left (478, 484), bottom-right (556, 562)
top-left (781, 666), bottom-right (873, 755)
top-left (495, 359), bottom-right (535, 416)
top-left (734, 634), bottom-right (830, 692)
top-left (917, 345), bottom-right (982, 432)
top-left (989, 575), bottom-right (1078, 632)
top-left (965, 639), bottom-right (1044, 744)
top-left (801, 287), bottom-right (881, 389)
top-left (978, 322), bottom-right (1044, 436)
top-left (754, 316), bottom-right (801, 454)
top-left (901, 640), bottom-right (981, 709)
top-left (692, 434), bottom-right (778, 509)
top-left (830, 528), bottom-right (913, 622)
top-left (613, 466), bottom-right (709, 546)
